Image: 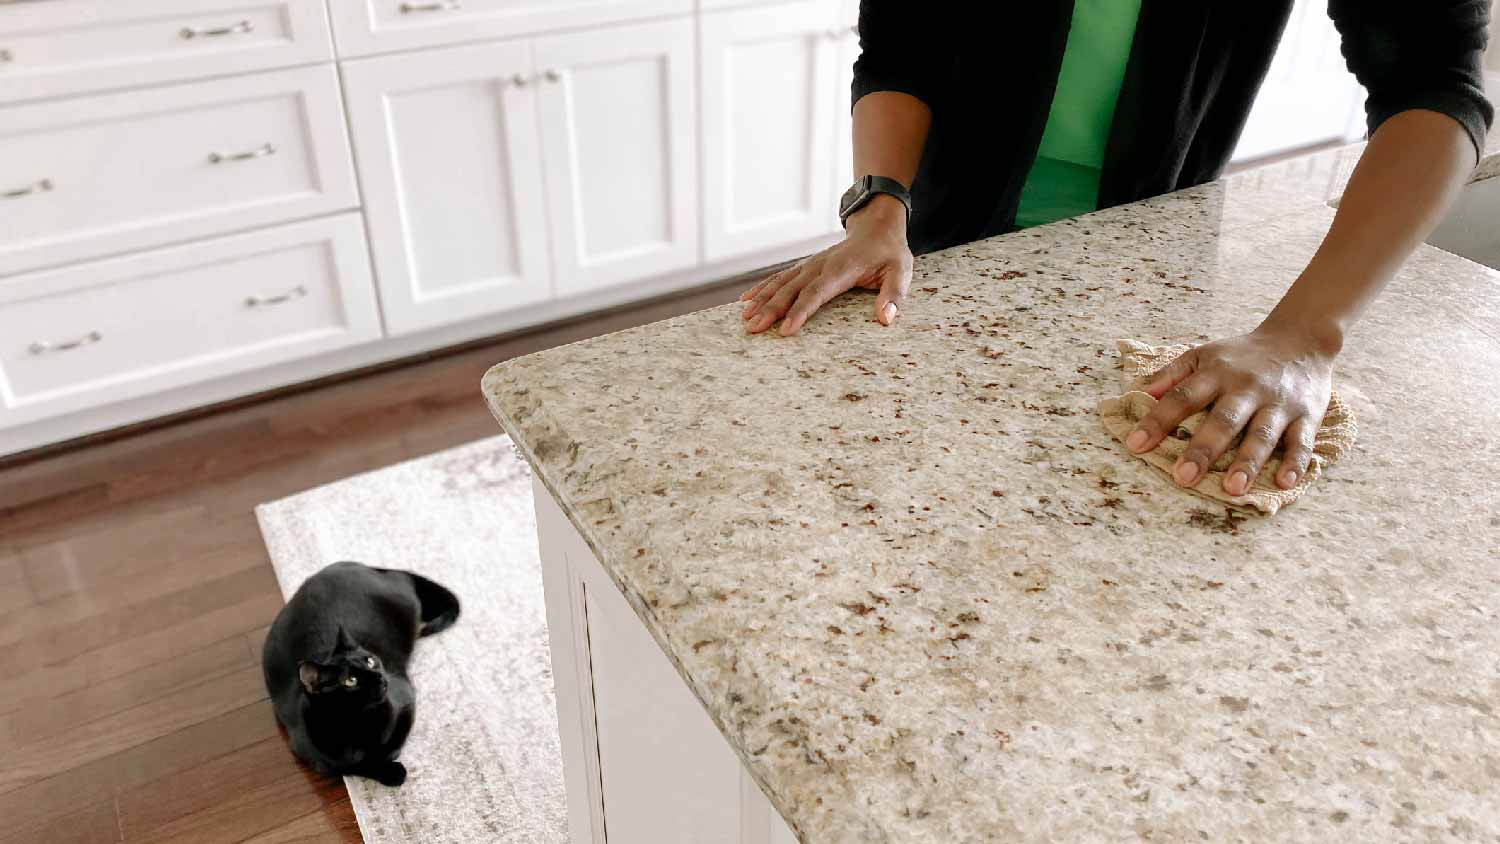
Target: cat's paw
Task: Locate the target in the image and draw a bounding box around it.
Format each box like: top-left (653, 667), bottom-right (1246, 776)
top-left (374, 761), bottom-right (407, 787)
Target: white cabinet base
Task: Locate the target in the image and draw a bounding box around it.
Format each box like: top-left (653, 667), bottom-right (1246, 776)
top-left (532, 477), bottom-right (798, 844)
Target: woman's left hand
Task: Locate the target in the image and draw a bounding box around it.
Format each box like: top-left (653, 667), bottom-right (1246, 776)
top-left (1124, 326), bottom-right (1338, 495)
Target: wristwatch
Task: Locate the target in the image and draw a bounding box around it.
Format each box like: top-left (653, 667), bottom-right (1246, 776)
top-left (838, 175), bottom-right (911, 228)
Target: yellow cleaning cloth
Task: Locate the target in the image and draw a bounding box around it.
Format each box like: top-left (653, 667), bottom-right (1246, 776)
top-left (1097, 339), bottom-right (1357, 515)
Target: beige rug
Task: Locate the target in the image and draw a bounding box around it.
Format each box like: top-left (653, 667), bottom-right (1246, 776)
top-left (256, 436), bottom-right (568, 844)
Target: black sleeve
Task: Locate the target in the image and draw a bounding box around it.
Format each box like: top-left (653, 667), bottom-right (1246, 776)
top-left (1328, 0), bottom-right (1494, 159)
top-left (850, 0), bottom-right (945, 110)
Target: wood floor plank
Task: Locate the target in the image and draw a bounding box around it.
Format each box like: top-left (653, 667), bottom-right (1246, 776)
top-left (0, 699), bottom-right (278, 837)
top-left (238, 797), bottom-right (361, 844)
top-left (119, 736), bottom-right (345, 843)
top-left (0, 634), bottom-right (254, 752)
top-left (1, 523), bottom-right (269, 649)
top-left (0, 565), bottom-right (276, 676)
top-left (0, 665), bottom-right (268, 795)
top-left (0, 590), bottom-right (281, 717)
top-left (0, 797), bottom-right (119, 844)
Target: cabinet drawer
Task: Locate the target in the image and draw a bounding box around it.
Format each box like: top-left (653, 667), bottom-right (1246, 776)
top-left (0, 0), bottom-right (334, 104)
top-left (328, 0), bottom-right (693, 57)
top-left (0, 214), bottom-right (380, 429)
top-left (0, 65), bottom-right (358, 277)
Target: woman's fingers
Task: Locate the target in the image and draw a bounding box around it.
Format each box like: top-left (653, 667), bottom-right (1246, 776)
top-left (1222, 408), bottom-right (1289, 495)
top-left (747, 269), bottom-right (814, 334)
top-left (1143, 347), bottom-right (1201, 398)
top-left (743, 264), bottom-right (803, 322)
top-left (1277, 414), bottom-right (1319, 489)
top-left (780, 262), bottom-right (862, 336)
top-left (872, 253), bottom-right (913, 326)
top-left (1126, 372), bottom-right (1216, 455)
top-left (1171, 395), bottom-right (1257, 488)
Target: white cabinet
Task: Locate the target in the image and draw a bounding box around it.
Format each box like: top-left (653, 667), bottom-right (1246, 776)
top-left (533, 478), bottom-right (799, 844)
top-left (341, 41), bottom-right (552, 336)
top-left (535, 19), bottom-right (699, 296)
top-left (830, 0), bottom-right (859, 229)
top-left (0, 214), bottom-right (380, 430)
top-left (700, 1), bottom-right (843, 261)
top-left (0, 65), bottom-right (359, 277)
top-left (0, 0), bottom-right (334, 104)
top-left (344, 18), bottom-right (697, 335)
top-left (327, 0), bottom-right (693, 58)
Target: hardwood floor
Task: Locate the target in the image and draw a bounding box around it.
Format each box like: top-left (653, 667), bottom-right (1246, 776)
top-left (0, 276), bottom-right (756, 843)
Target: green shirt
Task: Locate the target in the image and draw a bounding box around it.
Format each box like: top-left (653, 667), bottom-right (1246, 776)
top-left (1014, 0), bottom-right (1143, 229)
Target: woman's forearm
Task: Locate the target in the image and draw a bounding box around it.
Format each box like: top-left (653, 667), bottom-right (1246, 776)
top-left (1260, 109), bottom-right (1477, 352)
top-left (851, 91), bottom-right (932, 186)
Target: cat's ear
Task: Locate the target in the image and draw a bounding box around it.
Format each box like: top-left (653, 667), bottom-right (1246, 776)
top-left (298, 661), bottom-right (325, 695)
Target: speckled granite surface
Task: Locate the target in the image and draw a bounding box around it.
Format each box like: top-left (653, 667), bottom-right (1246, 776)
top-left (484, 164), bottom-right (1500, 841)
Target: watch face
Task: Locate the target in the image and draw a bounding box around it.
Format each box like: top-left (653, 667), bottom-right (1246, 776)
top-left (839, 180), bottom-right (868, 218)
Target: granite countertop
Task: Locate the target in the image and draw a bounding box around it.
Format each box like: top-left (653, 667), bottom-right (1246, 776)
top-left (484, 147), bottom-right (1500, 842)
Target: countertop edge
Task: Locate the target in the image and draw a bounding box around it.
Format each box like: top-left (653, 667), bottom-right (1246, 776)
top-left (480, 362), bottom-right (869, 843)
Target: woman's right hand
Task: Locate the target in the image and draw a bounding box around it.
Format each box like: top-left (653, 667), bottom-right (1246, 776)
top-left (739, 194), bottom-right (913, 336)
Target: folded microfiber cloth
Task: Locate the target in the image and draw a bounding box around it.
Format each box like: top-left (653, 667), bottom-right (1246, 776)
top-left (1097, 339), bottom-right (1357, 515)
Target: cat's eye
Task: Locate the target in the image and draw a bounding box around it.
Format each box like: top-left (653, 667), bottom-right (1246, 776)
top-left (366, 656), bottom-right (378, 669)
top-left (343, 675), bottom-right (358, 687)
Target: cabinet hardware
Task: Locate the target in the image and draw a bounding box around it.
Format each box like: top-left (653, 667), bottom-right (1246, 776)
top-left (400, 0), bottom-right (461, 12)
top-left (180, 20), bottom-right (253, 39)
top-left (0, 49), bottom-right (12, 64)
top-left (542, 69), bottom-right (560, 82)
top-left (244, 285), bottom-right (307, 308)
top-left (28, 331), bottom-right (102, 356)
top-left (3, 178), bottom-right (53, 199)
top-left (510, 73), bottom-right (529, 87)
top-left (208, 143), bottom-right (276, 164)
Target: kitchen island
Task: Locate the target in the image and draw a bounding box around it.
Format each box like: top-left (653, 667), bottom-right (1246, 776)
top-left (483, 145), bottom-right (1500, 842)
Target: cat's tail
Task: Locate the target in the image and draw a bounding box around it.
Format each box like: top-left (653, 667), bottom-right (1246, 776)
top-left (404, 571), bottom-right (461, 636)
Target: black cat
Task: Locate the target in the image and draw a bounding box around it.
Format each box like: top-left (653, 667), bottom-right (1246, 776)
top-left (262, 561), bottom-right (460, 786)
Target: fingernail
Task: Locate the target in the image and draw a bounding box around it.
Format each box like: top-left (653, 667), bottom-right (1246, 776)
top-left (1281, 469), bottom-right (1299, 488)
top-left (1226, 470), bottom-right (1248, 495)
top-left (1174, 461), bottom-right (1200, 486)
top-left (881, 302), bottom-right (898, 325)
top-left (1125, 430), bottom-right (1149, 452)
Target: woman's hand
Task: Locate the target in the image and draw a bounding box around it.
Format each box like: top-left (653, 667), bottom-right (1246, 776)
top-left (1125, 325), bottom-right (1340, 495)
top-left (740, 195), bottom-right (912, 336)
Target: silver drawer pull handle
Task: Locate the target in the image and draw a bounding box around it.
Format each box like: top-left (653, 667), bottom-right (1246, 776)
top-left (208, 143), bottom-right (276, 164)
top-left (29, 331), bottom-right (102, 356)
top-left (542, 69), bottom-right (560, 82)
top-left (400, 1), bottom-right (461, 12)
top-left (510, 73), bottom-right (529, 87)
top-left (3, 178), bottom-right (53, 199)
top-left (245, 285), bottom-right (306, 308)
top-left (0, 49), bottom-right (13, 64)
top-left (180, 20), bottom-right (253, 39)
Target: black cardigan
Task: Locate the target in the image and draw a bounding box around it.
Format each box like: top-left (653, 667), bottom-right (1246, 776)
top-left (853, 1), bottom-right (1494, 255)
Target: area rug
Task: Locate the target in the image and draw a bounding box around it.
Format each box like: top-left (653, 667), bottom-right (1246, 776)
top-left (256, 436), bottom-right (568, 844)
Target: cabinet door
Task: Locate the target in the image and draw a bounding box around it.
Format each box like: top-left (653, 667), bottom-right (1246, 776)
top-left (700, 1), bottom-right (841, 261)
top-left (533, 19), bottom-right (699, 297)
top-left (341, 41), bottom-right (552, 336)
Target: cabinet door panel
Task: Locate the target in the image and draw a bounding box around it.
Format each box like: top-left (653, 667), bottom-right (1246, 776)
top-left (342, 42), bottom-right (552, 335)
top-left (830, 0), bottom-right (859, 229)
top-left (535, 19), bottom-right (699, 296)
top-left (701, 2), bottom-right (840, 261)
